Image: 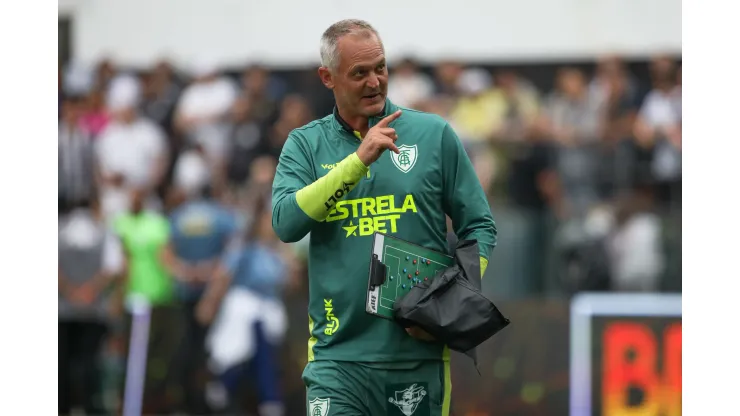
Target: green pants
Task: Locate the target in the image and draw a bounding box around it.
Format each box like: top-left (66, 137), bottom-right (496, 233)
top-left (303, 360), bottom-right (451, 416)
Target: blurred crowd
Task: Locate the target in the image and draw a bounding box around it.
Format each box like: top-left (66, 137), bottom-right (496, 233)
top-left (58, 53), bottom-right (681, 415)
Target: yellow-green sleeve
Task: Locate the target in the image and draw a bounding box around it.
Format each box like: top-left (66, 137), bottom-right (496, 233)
top-left (295, 152), bottom-right (368, 220)
top-left (271, 132), bottom-right (368, 243)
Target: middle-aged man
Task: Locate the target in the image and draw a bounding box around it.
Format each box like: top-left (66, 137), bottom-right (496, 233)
top-left (271, 19), bottom-right (497, 416)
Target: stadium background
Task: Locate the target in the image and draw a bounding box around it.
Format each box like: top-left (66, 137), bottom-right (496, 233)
top-left (57, 1), bottom-right (682, 415)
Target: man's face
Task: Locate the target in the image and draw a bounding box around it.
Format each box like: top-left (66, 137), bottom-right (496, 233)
top-left (395, 60), bottom-right (416, 77)
top-left (496, 71), bottom-right (518, 94)
top-left (112, 107), bottom-right (136, 123)
top-left (559, 69), bottom-right (586, 99)
top-left (243, 67), bottom-right (269, 95)
top-left (154, 61), bottom-right (172, 81)
top-left (650, 56), bottom-right (676, 88)
top-left (435, 61), bottom-right (462, 88)
top-left (62, 99), bottom-right (81, 123)
top-left (319, 32), bottom-right (388, 117)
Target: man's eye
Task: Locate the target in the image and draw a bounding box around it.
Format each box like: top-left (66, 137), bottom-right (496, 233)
top-left (377, 64), bottom-right (386, 71)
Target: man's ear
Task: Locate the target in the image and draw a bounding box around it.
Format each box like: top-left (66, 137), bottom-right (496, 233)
top-left (318, 66), bottom-right (334, 89)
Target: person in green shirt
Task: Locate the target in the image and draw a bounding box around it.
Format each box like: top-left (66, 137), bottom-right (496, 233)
top-left (113, 188), bottom-right (177, 414)
top-left (271, 19), bottom-right (497, 416)
top-left (114, 190), bottom-right (173, 306)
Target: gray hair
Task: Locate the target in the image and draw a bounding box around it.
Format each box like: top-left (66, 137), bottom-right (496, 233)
top-left (320, 19), bottom-right (383, 72)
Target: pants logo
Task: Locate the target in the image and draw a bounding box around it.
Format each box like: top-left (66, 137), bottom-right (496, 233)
top-left (388, 383), bottom-right (427, 415)
top-left (309, 397), bottom-right (330, 416)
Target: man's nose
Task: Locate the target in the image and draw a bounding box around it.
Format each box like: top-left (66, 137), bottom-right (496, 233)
top-left (366, 72), bottom-right (379, 89)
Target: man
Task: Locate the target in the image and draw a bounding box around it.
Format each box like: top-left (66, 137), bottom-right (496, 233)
top-left (59, 95), bottom-right (96, 212)
top-left (199, 195), bottom-right (291, 416)
top-left (161, 182), bottom-right (240, 413)
top-left (271, 19), bottom-right (497, 416)
top-left (113, 188), bottom-right (177, 414)
top-left (541, 67), bottom-right (604, 219)
top-left (95, 75), bottom-right (169, 223)
top-left (386, 57), bottom-right (434, 109)
top-left (174, 59), bottom-right (238, 170)
top-left (58, 194), bottom-right (124, 414)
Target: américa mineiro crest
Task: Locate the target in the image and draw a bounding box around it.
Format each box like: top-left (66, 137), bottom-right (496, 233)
top-left (309, 397), bottom-right (330, 416)
top-left (390, 144), bottom-right (418, 173)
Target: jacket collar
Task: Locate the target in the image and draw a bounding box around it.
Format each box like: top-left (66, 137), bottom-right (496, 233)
top-left (331, 98), bottom-right (399, 139)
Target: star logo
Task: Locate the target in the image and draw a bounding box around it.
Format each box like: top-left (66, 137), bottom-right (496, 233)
top-left (343, 221), bottom-right (358, 238)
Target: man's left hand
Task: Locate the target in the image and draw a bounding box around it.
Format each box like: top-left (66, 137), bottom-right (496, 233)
top-left (405, 326), bottom-right (436, 342)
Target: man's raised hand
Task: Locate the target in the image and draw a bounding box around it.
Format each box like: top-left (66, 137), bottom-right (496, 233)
top-left (356, 110), bottom-right (402, 166)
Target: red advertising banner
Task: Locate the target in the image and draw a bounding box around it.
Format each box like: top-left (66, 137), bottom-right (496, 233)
top-left (570, 294), bottom-right (682, 416)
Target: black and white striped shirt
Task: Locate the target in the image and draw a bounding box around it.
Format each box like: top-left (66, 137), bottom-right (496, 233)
top-left (59, 121), bottom-right (95, 206)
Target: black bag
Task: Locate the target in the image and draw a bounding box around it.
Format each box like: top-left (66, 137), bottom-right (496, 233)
top-left (393, 239), bottom-right (510, 369)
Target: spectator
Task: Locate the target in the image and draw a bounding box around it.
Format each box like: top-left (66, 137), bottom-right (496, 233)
top-left (606, 189), bottom-right (665, 291)
top-left (432, 60), bottom-right (464, 97)
top-left (93, 58), bottom-right (118, 92)
top-left (506, 137), bottom-right (561, 294)
top-left (113, 188), bottom-right (174, 306)
top-left (543, 67), bottom-right (603, 146)
top-left (141, 60), bottom-right (182, 138)
top-left (592, 59), bottom-right (642, 197)
top-left (224, 95), bottom-right (269, 186)
top-left (174, 60), bottom-right (238, 169)
top-left (596, 60), bottom-right (640, 143)
top-left (59, 95), bottom-right (96, 212)
top-left (95, 75), bottom-right (170, 222)
top-left (413, 96), bottom-right (455, 120)
top-left (161, 182), bottom-right (241, 414)
top-left (113, 188), bottom-right (178, 414)
top-left (78, 89), bottom-right (111, 137)
top-left (59, 195), bottom-right (125, 415)
top-left (507, 136), bottom-right (561, 216)
top-left (448, 67), bottom-right (499, 143)
top-left (231, 155), bottom-right (278, 230)
top-left (387, 57), bottom-right (434, 109)
top-left (542, 67), bottom-right (605, 218)
top-left (488, 69), bottom-right (541, 142)
top-left (202, 199), bottom-right (292, 416)
top-left (633, 57), bottom-right (681, 206)
top-left (172, 142), bottom-right (213, 199)
top-left (634, 57), bottom-right (681, 148)
top-left (240, 64), bottom-right (281, 127)
top-left (589, 55), bottom-right (639, 116)
top-left (263, 94), bottom-right (313, 160)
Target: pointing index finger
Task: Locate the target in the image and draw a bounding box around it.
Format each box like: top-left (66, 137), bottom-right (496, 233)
top-left (376, 109), bottom-right (402, 128)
